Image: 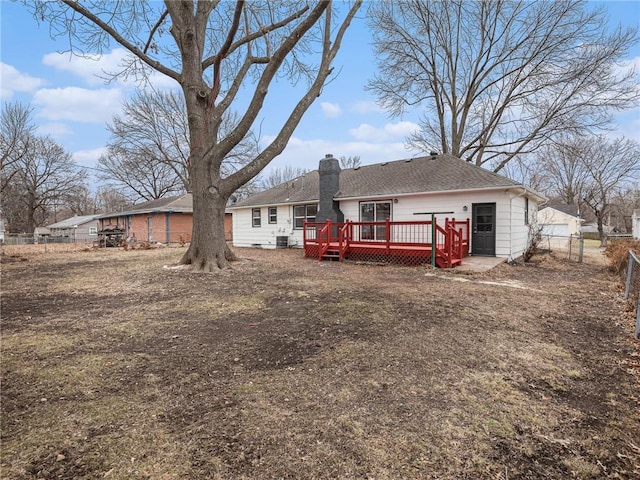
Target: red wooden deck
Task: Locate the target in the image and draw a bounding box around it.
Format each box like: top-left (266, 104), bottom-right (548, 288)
top-left (303, 218), bottom-right (469, 268)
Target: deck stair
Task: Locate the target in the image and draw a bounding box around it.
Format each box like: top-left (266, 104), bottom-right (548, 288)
top-left (321, 248), bottom-right (341, 261)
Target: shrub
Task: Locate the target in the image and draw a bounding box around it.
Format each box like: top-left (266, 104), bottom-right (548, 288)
top-left (604, 239), bottom-right (640, 276)
top-left (522, 223), bottom-right (544, 263)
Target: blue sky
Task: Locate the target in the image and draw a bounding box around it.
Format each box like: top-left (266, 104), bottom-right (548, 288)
top-left (1, 1), bottom-right (639, 188)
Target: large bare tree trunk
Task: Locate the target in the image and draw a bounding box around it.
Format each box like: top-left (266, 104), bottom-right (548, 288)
top-left (34, 0), bottom-right (361, 271)
top-left (181, 189), bottom-right (234, 271)
top-left (179, 132), bottom-right (236, 270)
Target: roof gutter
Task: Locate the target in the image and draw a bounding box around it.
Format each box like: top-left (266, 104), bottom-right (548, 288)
top-left (228, 199), bottom-right (320, 210)
top-left (334, 185), bottom-right (536, 202)
top-left (506, 185), bottom-right (547, 203)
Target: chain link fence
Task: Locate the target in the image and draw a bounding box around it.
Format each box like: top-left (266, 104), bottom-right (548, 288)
top-left (623, 250), bottom-right (640, 339)
top-left (539, 233), bottom-right (584, 262)
top-left (2, 234), bottom-right (79, 245)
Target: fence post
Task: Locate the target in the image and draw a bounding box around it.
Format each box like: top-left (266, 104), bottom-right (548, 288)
top-left (635, 294), bottom-right (640, 339)
top-left (625, 250), bottom-right (640, 339)
top-left (567, 234), bottom-right (572, 260)
top-left (625, 251), bottom-right (634, 300)
top-left (578, 233), bottom-right (584, 263)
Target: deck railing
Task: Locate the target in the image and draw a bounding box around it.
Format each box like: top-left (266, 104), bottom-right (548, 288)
top-left (304, 218), bottom-right (470, 266)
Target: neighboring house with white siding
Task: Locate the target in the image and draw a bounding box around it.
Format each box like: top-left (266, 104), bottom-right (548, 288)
top-left (44, 214), bottom-right (101, 242)
top-left (230, 153), bottom-right (546, 260)
top-left (537, 205), bottom-right (583, 237)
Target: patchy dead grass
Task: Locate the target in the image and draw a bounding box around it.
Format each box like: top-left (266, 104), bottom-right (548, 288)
top-left (1, 246), bottom-right (639, 479)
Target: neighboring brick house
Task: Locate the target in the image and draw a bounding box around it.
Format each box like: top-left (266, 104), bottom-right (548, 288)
top-left (98, 193), bottom-right (233, 244)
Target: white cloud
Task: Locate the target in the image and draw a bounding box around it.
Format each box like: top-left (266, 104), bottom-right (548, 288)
top-left (42, 48), bottom-right (179, 90)
top-left (349, 121), bottom-right (420, 142)
top-left (43, 49), bottom-right (127, 86)
top-left (320, 102), bottom-right (342, 118)
top-left (260, 135), bottom-right (421, 174)
top-left (32, 87), bottom-right (123, 124)
top-left (73, 147), bottom-right (107, 168)
top-left (608, 107), bottom-right (640, 143)
top-left (38, 122), bottom-right (73, 137)
top-left (618, 55), bottom-right (640, 74)
top-left (350, 100), bottom-right (384, 114)
top-left (0, 62), bottom-right (46, 99)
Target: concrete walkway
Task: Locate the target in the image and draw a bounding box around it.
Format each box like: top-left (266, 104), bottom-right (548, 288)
top-left (456, 255), bottom-right (505, 272)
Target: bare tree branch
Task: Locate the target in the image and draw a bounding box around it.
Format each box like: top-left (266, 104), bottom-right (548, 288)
top-left (57, 0), bottom-right (181, 81)
top-left (143, 8), bottom-right (169, 54)
top-left (32, 1), bottom-right (362, 270)
top-left (368, 0), bottom-right (640, 171)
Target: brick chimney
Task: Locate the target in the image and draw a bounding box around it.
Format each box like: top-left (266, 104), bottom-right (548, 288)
top-left (316, 154), bottom-right (344, 223)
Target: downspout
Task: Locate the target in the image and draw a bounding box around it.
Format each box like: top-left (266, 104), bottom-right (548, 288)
top-left (507, 189), bottom-right (518, 260)
top-left (166, 212), bottom-right (171, 244)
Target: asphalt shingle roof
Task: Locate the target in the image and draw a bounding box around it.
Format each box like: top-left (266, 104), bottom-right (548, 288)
top-left (46, 214), bottom-right (101, 229)
top-left (129, 193), bottom-right (193, 213)
top-left (543, 204), bottom-right (580, 217)
top-left (98, 194), bottom-right (194, 219)
top-left (232, 154), bottom-right (524, 208)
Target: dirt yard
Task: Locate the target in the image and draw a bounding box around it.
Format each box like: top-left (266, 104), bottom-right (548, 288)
top-left (1, 244), bottom-right (639, 479)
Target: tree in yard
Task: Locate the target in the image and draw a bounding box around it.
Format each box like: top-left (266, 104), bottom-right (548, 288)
top-left (535, 137), bottom-right (591, 205)
top-left (367, 0), bottom-right (639, 172)
top-left (580, 136), bottom-right (640, 245)
top-left (93, 186), bottom-right (134, 215)
top-left (495, 153), bottom-right (548, 194)
top-left (98, 146), bottom-right (186, 201)
top-left (608, 186), bottom-right (640, 234)
top-left (99, 89), bottom-right (261, 202)
top-left (1, 102), bottom-right (36, 194)
top-left (31, 0), bottom-right (362, 271)
top-left (63, 184), bottom-right (100, 217)
top-left (339, 155), bottom-right (361, 169)
top-left (99, 90), bottom-right (192, 199)
top-left (2, 135), bottom-right (87, 233)
top-left (260, 165), bottom-right (308, 190)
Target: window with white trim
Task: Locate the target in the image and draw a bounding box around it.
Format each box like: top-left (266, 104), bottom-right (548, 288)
top-left (252, 208), bottom-right (261, 227)
top-left (268, 207), bottom-right (277, 224)
top-left (293, 204), bottom-right (317, 229)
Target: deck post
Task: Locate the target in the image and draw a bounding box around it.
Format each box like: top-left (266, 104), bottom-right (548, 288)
top-left (303, 221), bottom-right (307, 247)
top-left (386, 217), bottom-right (391, 253)
top-left (431, 214), bottom-right (436, 270)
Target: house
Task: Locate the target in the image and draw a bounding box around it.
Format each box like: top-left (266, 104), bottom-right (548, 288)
top-left (581, 222), bottom-right (614, 241)
top-left (633, 210), bottom-right (640, 240)
top-left (33, 226), bottom-right (50, 242)
top-left (44, 214), bottom-right (101, 242)
top-left (537, 204), bottom-right (583, 237)
top-left (97, 193), bottom-right (233, 245)
top-left (230, 153), bottom-right (546, 264)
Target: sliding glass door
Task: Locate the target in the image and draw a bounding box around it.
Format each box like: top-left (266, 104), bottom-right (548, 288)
top-left (360, 201), bottom-right (391, 240)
